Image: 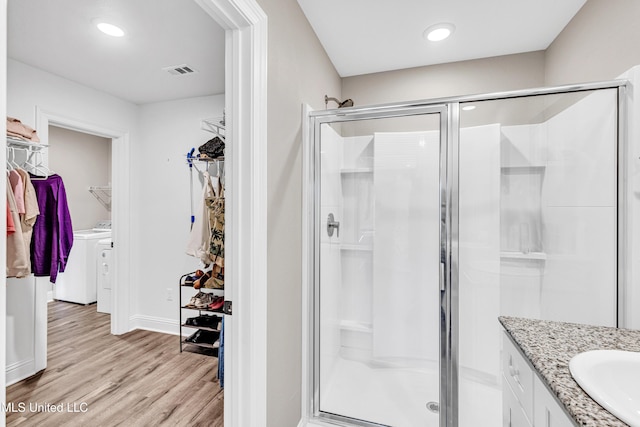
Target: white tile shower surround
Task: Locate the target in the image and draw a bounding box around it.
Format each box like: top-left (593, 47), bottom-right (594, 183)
top-left (319, 357), bottom-right (501, 427)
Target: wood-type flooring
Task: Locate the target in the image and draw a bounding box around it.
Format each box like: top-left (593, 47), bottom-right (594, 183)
top-left (6, 301), bottom-right (223, 427)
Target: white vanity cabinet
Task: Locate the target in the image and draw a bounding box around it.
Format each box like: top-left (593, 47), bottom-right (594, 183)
top-left (502, 331), bottom-right (576, 427)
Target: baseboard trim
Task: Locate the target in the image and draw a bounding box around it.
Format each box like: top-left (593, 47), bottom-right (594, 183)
top-left (129, 315), bottom-right (179, 336)
top-left (6, 358), bottom-right (36, 386)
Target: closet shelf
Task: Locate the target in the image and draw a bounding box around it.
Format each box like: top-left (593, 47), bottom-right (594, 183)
top-left (201, 116), bottom-right (226, 140)
top-left (181, 340), bottom-right (220, 357)
top-left (180, 323), bottom-right (221, 333)
top-left (181, 305), bottom-right (225, 315)
top-left (88, 186), bottom-right (112, 211)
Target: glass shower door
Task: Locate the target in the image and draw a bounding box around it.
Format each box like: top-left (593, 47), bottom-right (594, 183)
top-left (456, 88), bottom-right (620, 426)
top-left (312, 109), bottom-right (448, 427)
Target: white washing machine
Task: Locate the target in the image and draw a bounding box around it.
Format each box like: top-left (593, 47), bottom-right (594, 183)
top-left (96, 238), bottom-right (113, 314)
top-left (54, 221), bottom-right (112, 305)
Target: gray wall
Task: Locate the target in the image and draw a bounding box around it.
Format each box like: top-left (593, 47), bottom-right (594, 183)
top-left (255, 0), bottom-right (342, 425)
top-left (342, 51), bottom-right (546, 106)
top-left (48, 126), bottom-right (111, 230)
top-left (545, 0), bottom-right (640, 85)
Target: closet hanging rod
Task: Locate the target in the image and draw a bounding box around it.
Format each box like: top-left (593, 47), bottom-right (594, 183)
top-left (186, 148), bottom-right (224, 166)
top-left (7, 137), bottom-right (48, 149)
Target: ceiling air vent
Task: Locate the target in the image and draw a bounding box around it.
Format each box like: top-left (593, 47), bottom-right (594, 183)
top-left (163, 64), bottom-right (198, 76)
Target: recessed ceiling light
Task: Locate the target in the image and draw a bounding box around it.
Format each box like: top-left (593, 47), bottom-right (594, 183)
top-left (423, 23), bottom-right (455, 42)
top-left (462, 105), bottom-right (476, 111)
top-left (95, 21), bottom-right (125, 37)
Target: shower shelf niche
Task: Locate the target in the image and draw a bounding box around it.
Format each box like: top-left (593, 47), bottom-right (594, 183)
top-left (339, 320), bottom-right (373, 333)
top-left (340, 244), bottom-right (373, 252)
top-left (340, 167), bottom-right (373, 174)
top-left (500, 251), bottom-right (547, 261)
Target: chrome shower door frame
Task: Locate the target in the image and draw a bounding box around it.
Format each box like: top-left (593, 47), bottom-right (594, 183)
top-left (307, 103), bottom-right (455, 427)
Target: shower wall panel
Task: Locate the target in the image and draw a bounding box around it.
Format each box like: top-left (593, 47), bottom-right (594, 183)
top-left (319, 124), bottom-right (343, 386)
top-left (540, 89), bottom-right (617, 326)
top-left (372, 131), bottom-right (440, 363)
top-left (457, 124), bottom-right (501, 382)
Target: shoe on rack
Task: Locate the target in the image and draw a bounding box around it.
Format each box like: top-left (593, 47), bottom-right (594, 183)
top-left (193, 315), bottom-right (222, 329)
top-left (209, 297), bottom-right (224, 311)
top-left (187, 291), bottom-right (206, 307)
top-left (195, 292), bottom-right (216, 309)
top-left (185, 329), bottom-right (219, 344)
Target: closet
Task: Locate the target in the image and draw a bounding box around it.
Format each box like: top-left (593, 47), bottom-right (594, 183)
top-left (180, 115), bottom-right (227, 385)
top-left (6, 121), bottom-right (74, 385)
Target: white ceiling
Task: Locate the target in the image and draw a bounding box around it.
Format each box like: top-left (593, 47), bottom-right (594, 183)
top-left (297, 0), bottom-right (587, 77)
top-left (7, 1), bottom-right (588, 105)
top-left (7, 0), bottom-right (225, 105)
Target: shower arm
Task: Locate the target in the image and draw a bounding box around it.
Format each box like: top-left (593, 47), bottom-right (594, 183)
top-left (325, 95), bottom-right (354, 109)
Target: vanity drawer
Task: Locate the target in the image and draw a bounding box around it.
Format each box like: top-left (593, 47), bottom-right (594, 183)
top-left (503, 331), bottom-right (534, 422)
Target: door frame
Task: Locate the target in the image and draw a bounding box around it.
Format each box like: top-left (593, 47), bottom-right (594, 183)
top-left (194, 0), bottom-right (268, 425)
top-left (34, 107), bottom-right (131, 337)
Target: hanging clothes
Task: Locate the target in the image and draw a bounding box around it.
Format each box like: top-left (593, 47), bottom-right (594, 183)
top-left (186, 171), bottom-right (215, 264)
top-left (30, 173), bottom-right (73, 284)
top-left (17, 169), bottom-right (40, 273)
top-left (8, 170), bottom-right (25, 214)
top-left (218, 316), bottom-right (225, 388)
top-left (6, 184), bottom-right (30, 278)
top-left (7, 204), bottom-right (15, 235)
top-left (205, 173), bottom-right (224, 289)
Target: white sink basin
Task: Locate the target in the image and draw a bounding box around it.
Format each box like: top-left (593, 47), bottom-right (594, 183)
top-left (569, 350), bottom-right (640, 426)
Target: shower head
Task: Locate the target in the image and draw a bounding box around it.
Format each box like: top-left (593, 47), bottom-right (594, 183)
top-left (325, 95), bottom-right (354, 109)
top-left (339, 98), bottom-right (354, 108)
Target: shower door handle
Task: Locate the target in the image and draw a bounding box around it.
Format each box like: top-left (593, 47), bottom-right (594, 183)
top-left (327, 213), bottom-right (340, 238)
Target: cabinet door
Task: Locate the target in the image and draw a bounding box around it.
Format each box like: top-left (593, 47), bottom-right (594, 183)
top-left (533, 375), bottom-right (575, 427)
top-left (503, 375), bottom-right (533, 427)
top-left (502, 333), bottom-right (534, 421)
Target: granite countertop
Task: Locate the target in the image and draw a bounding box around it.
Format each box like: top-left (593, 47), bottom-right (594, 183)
top-left (499, 316), bottom-right (640, 427)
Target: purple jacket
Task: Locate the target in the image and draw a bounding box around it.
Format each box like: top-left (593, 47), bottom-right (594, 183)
top-left (30, 174), bottom-right (73, 283)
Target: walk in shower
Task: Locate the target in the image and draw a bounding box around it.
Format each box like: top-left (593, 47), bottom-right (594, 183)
top-left (304, 81), bottom-right (626, 427)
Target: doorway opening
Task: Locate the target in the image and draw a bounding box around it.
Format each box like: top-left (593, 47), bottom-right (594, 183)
top-left (47, 126), bottom-right (113, 313)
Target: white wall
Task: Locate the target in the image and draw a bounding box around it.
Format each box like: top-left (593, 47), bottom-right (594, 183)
top-left (48, 126), bottom-right (111, 230)
top-left (131, 94), bottom-right (224, 331)
top-left (7, 60), bottom-right (139, 139)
